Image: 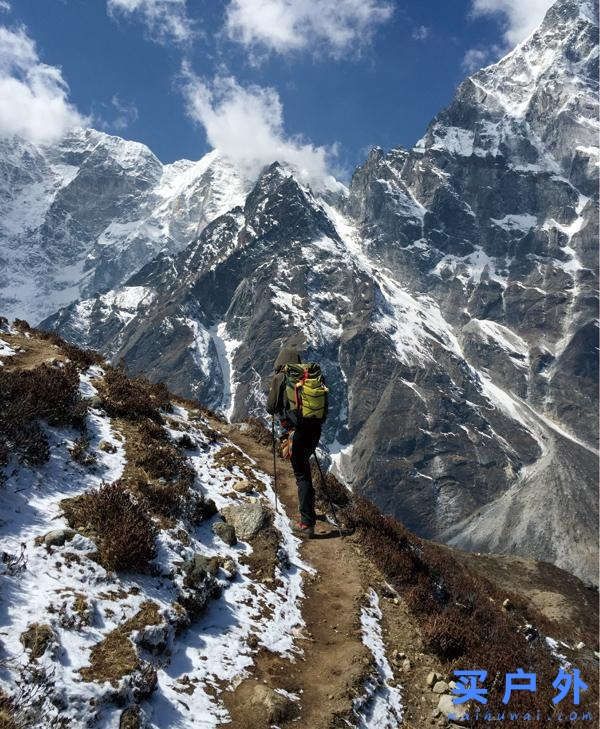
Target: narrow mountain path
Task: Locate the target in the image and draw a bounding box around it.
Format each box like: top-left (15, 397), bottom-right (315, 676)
top-left (217, 423), bottom-right (370, 729)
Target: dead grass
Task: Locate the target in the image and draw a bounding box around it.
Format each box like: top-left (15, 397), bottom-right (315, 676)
top-left (240, 524), bottom-right (281, 582)
top-left (349, 497), bottom-right (599, 726)
top-left (19, 623), bottom-right (53, 660)
top-left (213, 446), bottom-right (263, 492)
top-left (12, 319), bottom-right (101, 370)
top-left (62, 482), bottom-right (157, 572)
top-left (80, 601), bottom-right (161, 685)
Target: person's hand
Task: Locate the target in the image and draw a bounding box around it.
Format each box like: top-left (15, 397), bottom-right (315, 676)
top-left (282, 430), bottom-right (294, 459)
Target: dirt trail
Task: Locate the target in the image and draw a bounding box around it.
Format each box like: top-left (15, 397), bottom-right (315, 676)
top-left (216, 424), bottom-right (370, 729)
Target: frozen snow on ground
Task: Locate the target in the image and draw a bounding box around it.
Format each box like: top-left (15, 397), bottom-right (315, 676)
top-left (351, 589), bottom-right (403, 729)
top-left (210, 321), bottom-right (242, 421)
top-left (0, 367), bottom-right (312, 728)
top-left (147, 413), bottom-right (312, 728)
top-left (490, 213), bottom-right (537, 233)
top-left (464, 318), bottom-right (529, 362)
top-left (0, 338), bottom-right (16, 361)
top-left (323, 203), bottom-right (462, 365)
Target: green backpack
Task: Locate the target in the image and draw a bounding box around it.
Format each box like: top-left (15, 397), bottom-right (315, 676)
top-left (283, 362), bottom-right (328, 422)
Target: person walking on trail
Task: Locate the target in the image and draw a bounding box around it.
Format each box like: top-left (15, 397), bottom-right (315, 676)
top-left (266, 344), bottom-right (329, 539)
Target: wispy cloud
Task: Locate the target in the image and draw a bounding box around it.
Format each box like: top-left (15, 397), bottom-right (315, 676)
top-left (225, 0), bottom-right (393, 58)
top-left (0, 24), bottom-right (87, 143)
top-left (107, 0), bottom-right (195, 46)
top-left (470, 0), bottom-right (554, 46)
top-left (412, 25), bottom-right (430, 41)
top-left (182, 68), bottom-right (341, 190)
top-left (462, 47), bottom-right (493, 72)
top-left (0, 2), bottom-right (11, 13)
top-left (110, 94), bottom-right (138, 130)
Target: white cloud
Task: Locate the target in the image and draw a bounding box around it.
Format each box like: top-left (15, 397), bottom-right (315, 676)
top-left (462, 47), bottom-right (492, 72)
top-left (0, 25), bottom-right (86, 144)
top-left (0, 2), bottom-right (11, 13)
top-left (111, 94), bottom-right (138, 130)
top-left (225, 0), bottom-right (393, 57)
top-left (470, 0), bottom-right (554, 46)
top-left (182, 69), bottom-right (340, 191)
top-left (412, 25), bottom-right (430, 41)
top-left (107, 0), bottom-right (195, 45)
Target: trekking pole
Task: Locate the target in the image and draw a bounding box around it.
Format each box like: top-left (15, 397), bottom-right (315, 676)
top-left (271, 415), bottom-right (278, 513)
top-left (313, 452), bottom-right (343, 538)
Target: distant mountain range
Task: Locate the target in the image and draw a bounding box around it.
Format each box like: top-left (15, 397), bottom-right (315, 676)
top-left (1, 0), bottom-right (597, 582)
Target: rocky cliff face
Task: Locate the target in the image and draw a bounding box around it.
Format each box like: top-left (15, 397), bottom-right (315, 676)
top-left (37, 0), bottom-right (599, 582)
top-left (0, 129), bottom-right (247, 322)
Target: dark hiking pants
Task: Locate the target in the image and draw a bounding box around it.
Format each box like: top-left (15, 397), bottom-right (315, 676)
top-left (290, 423), bottom-right (321, 527)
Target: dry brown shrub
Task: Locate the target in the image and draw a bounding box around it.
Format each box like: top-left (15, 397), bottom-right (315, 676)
top-left (99, 367), bottom-right (171, 422)
top-left (311, 462), bottom-right (351, 507)
top-left (0, 362), bottom-right (86, 466)
top-left (0, 694), bottom-right (19, 729)
top-left (349, 495), bottom-right (598, 727)
top-left (19, 623), bottom-right (54, 660)
top-left (62, 482), bottom-right (157, 572)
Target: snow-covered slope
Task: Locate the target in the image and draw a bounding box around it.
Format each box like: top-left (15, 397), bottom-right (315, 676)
top-left (0, 130), bottom-right (248, 323)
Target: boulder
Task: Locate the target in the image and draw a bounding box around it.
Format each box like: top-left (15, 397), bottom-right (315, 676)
top-left (222, 557), bottom-right (237, 579)
top-left (432, 680), bottom-right (449, 694)
top-left (437, 694), bottom-right (470, 725)
top-left (184, 554), bottom-right (220, 583)
top-left (250, 684), bottom-right (296, 724)
top-left (44, 528), bottom-right (75, 547)
top-left (212, 520), bottom-right (237, 546)
top-left (426, 671), bottom-right (442, 688)
top-left (221, 503), bottom-right (268, 540)
top-left (233, 479), bottom-right (253, 493)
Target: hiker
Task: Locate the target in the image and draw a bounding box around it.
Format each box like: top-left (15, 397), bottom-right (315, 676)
top-left (266, 344), bottom-right (328, 538)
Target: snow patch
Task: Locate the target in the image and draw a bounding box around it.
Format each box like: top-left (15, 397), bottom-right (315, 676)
top-left (352, 589), bottom-right (403, 729)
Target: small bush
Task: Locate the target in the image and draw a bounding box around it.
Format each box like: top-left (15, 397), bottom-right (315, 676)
top-left (0, 363), bottom-right (86, 466)
top-left (62, 482), bottom-right (157, 572)
top-left (0, 693), bottom-right (19, 729)
top-left (100, 368), bottom-right (169, 422)
top-left (19, 623), bottom-right (54, 660)
top-left (177, 433), bottom-right (195, 450)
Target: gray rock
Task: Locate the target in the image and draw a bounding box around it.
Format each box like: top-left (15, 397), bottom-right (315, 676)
top-left (221, 503), bottom-right (268, 541)
top-left (432, 681), bottom-right (449, 694)
top-left (426, 671), bottom-right (442, 688)
top-left (222, 557), bottom-right (237, 579)
top-left (212, 520), bottom-right (237, 546)
top-left (437, 694), bottom-right (470, 724)
top-left (44, 528), bottom-right (75, 547)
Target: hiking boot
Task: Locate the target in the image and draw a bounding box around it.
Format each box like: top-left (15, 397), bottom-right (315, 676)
top-left (292, 521), bottom-right (314, 539)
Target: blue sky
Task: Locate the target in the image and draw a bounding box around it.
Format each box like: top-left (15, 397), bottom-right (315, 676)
top-left (1, 0), bottom-right (554, 180)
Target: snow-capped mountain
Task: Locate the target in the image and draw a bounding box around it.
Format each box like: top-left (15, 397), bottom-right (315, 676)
top-left (20, 0), bottom-right (600, 582)
top-left (0, 129), bottom-right (248, 322)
